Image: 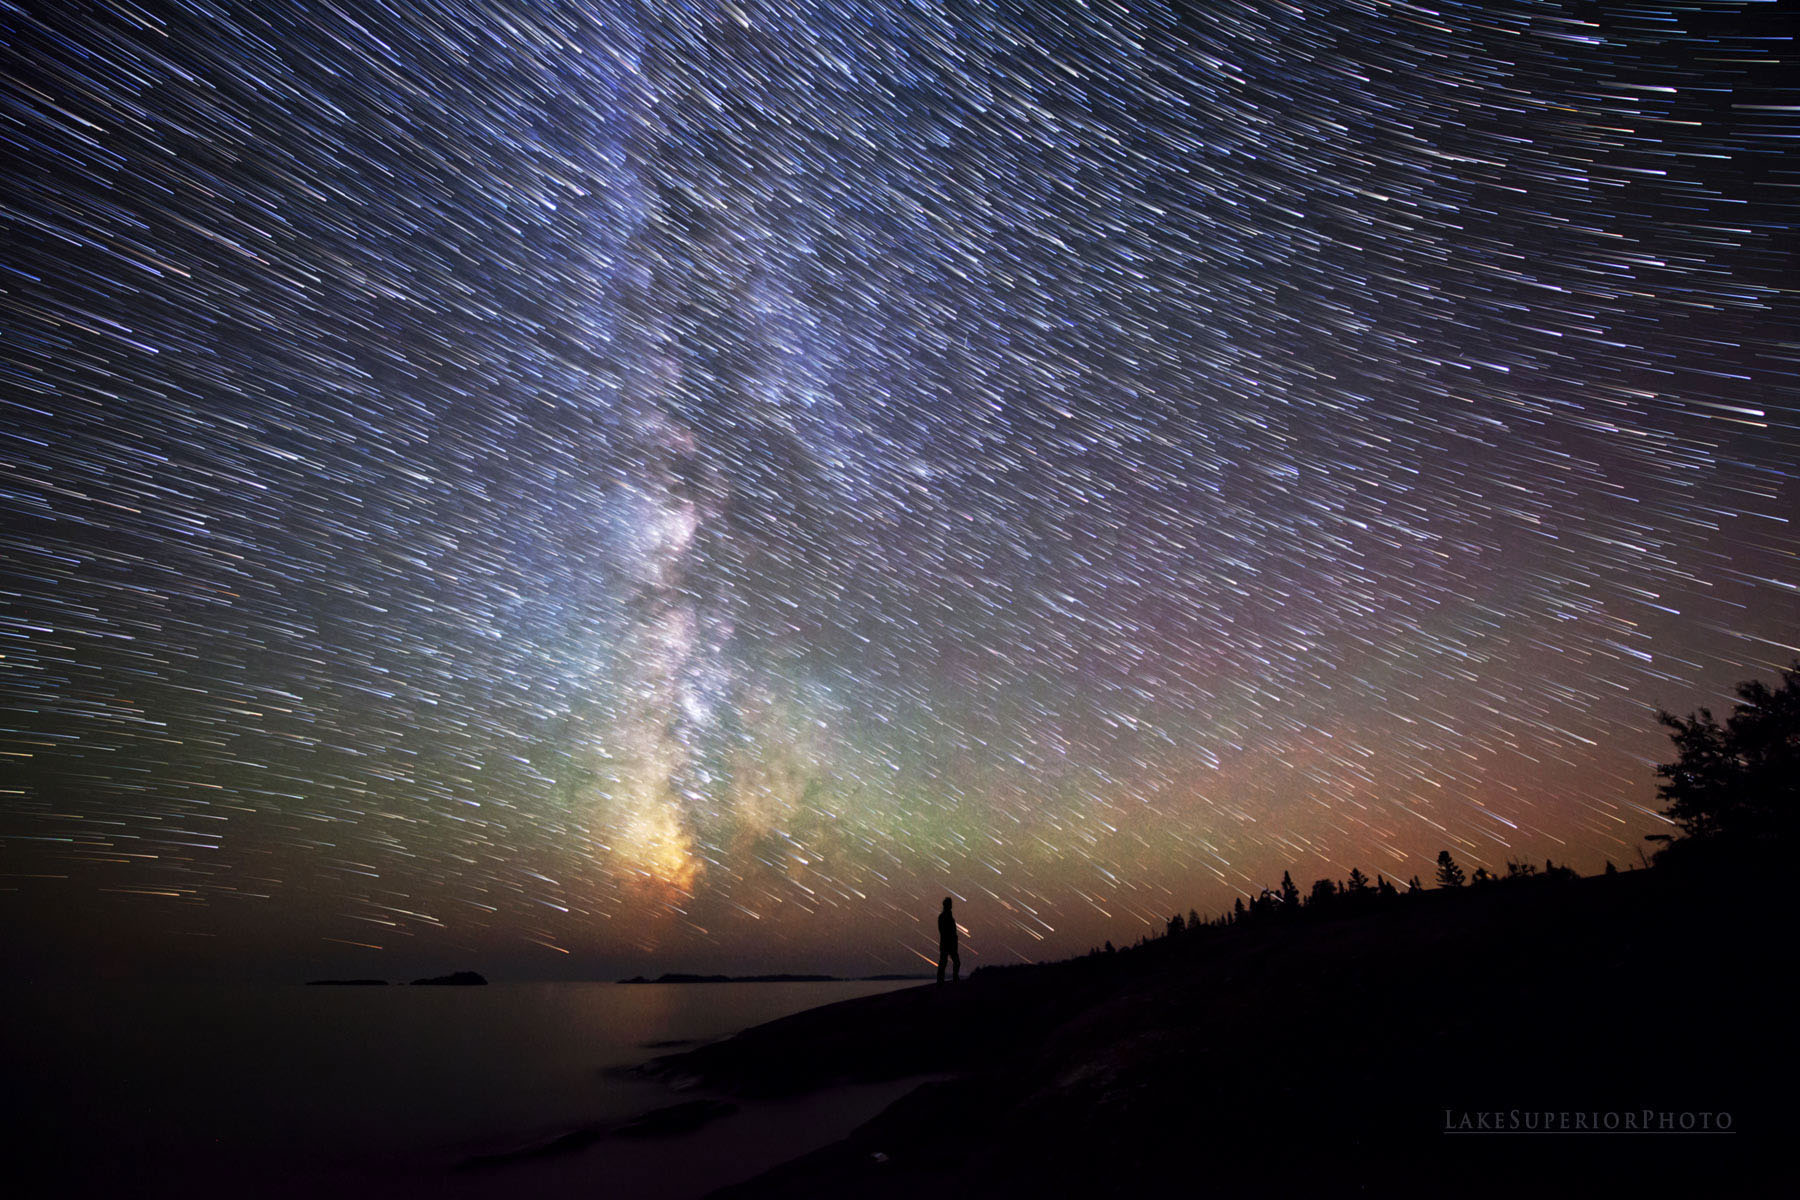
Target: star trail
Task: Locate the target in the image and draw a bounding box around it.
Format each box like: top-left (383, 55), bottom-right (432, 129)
top-left (2, 0), bottom-right (1795, 976)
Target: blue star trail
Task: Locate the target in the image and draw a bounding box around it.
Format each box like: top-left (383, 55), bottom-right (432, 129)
top-left (1, 0), bottom-right (1794, 973)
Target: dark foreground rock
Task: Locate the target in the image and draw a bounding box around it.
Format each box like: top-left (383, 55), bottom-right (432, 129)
top-left (459, 1099), bottom-right (739, 1169)
top-left (638, 864), bottom-right (1785, 1197)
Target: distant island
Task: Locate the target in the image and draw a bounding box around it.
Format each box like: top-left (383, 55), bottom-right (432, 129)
top-left (618, 973), bottom-right (930, 985)
top-left (412, 970), bottom-right (488, 986)
top-left (305, 971), bottom-right (489, 985)
top-left (305, 978), bottom-right (388, 986)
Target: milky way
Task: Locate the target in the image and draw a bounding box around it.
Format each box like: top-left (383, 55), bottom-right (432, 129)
top-left (2, 1), bottom-right (1794, 974)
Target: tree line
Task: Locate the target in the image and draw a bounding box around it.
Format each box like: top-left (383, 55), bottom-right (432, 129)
top-left (1084, 660), bottom-right (1797, 958)
top-left (1092, 851), bottom-right (1583, 955)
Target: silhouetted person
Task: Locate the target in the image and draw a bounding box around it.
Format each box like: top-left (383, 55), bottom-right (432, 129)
top-left (936, 897), bottom-right (960, 983)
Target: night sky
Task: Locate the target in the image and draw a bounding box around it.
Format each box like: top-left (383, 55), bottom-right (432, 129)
top-left (2, 0), bottom-right (1794, 980)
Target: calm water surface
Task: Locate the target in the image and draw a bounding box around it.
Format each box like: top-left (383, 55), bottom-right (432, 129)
top-left (6, 979), bottom-right (918, 1191)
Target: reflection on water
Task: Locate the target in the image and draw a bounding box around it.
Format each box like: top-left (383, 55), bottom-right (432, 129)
top-left (5, 980), bottom-right (916, 1192)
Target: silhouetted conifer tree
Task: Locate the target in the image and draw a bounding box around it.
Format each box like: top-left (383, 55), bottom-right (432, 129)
top-left (1346, 867), bottom-right (1371, 894)
top-left (1650, 663), bottom-right (1800, 859)
top-left (1279, 871), bottom-right (1301, 911)
top-left (1435, 850), bottom-right (1466, 889)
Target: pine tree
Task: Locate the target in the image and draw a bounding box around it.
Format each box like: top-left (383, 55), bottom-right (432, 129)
top-left (1435, 850), bottom-right (1466, 889)
top-left (1651, 663), bottom-right (1800, 858)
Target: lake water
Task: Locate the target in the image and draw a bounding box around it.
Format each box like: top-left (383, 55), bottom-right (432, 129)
top-left (4, 979), bottom-right (923, 1197)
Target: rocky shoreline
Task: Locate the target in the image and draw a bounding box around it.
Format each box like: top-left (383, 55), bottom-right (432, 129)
top-left (623, 864), bottom-right (1781, 1196)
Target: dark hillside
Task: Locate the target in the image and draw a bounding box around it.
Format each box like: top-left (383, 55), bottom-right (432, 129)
top-left (634, 864), bottom-right (1788, 1196)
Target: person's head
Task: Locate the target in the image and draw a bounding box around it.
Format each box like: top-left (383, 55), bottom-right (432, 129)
top-left (943, 897), bottom-right (953, 911)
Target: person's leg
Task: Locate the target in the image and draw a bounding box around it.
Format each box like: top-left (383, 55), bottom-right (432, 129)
top-left (951, 945), bottom-right (961, 981)
top-left (937, 945), bottom-right (947, 984)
